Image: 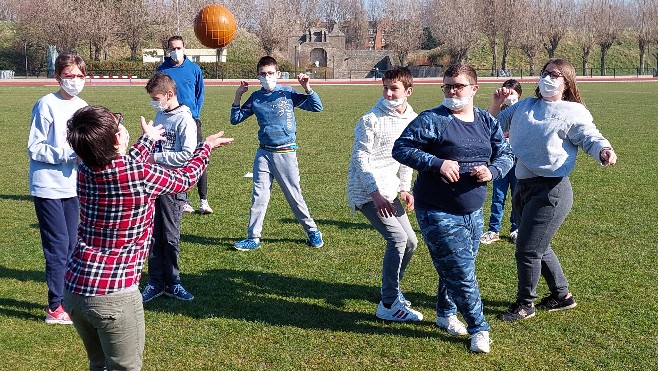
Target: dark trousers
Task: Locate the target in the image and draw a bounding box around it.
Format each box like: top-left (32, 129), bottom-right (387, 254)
top-left (513, 177), bottom-right (572, 304)
top-left (34, 196), bottom-right (79, 309)
top-left (148, 193), bottom-right (184, 289)
top-left (195, 119), bottom-right (208, 200)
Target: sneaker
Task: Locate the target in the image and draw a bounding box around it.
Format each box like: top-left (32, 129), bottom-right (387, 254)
top-left (536, 293), bottom-right (577, 312)
top-left (376, 297), bottom-right (423, 322)
top-left (499, 302), bottom-right (536, 322)
top-left (141, 284), bottom-right (164, 303)
top-left (435, 314), bottom-right (468, 336)
top-left (45, 305), bottom-right (73, 325)
top-left (234, 238), bottom-right (261, 251)
top-left (182, 202), bottom-right (195, 214)
top-left (306, 230), bottom-right (324, 248)
top-left (470, 331), bottom-right (491, 353)
top-left (480, 231), bottom-right (500, 245)
top-left (509, 230), bottom-right (518, 244)
top-left (165, 284), bottom-right (194, 301)
top-left (199, 199), bottom-right (213, 214)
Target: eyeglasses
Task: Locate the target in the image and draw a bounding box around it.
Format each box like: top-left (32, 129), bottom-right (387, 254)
top-left (114, 112), bottom-right (124, 127)
top-left (258, 71), bottom-right (277, 77)
top-left (441, 83), bottom-right (472, 92)
top-left (62, 73), bottom-right (86, 79)
top-left (541, 70), bottom-right (563, 79)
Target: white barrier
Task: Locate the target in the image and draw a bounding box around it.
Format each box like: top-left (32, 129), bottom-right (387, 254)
top-left (0, 70), bottom-right (15, 79)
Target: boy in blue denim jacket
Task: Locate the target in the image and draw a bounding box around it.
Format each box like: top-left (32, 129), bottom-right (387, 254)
top-left (230, 56), bottom-right (324, 251)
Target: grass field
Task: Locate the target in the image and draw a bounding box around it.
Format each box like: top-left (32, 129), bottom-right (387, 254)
top-left (1, 81), bottom-right (657, 370)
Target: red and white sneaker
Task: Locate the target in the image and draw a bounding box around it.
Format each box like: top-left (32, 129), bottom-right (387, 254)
top-left (45, 305), bottom-right (73, 325)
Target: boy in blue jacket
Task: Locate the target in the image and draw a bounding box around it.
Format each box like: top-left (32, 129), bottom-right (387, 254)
top-left (230, 56), bottom-right (323, 251)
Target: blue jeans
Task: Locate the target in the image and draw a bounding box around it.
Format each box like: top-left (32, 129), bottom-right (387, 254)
top-left (416, 207), bottom-right (490, 334)
top-left (358, 199), bottom-right (418, 304)
top-left (487, 164), bottom-right (517, 233)
top-left (34, 196), bottom-right (79, 310)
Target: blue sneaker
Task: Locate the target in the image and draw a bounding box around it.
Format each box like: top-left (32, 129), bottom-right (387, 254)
top-left (164, 284), bottom-right (194, 301)
top-left (142, 284), bottom-right (164, 303)
top-left (306, 230), bottom-right (324, 248)
top-left (234, 238), bottom-right (261, 251)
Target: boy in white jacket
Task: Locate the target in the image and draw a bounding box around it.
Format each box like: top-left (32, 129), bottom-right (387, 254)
top-left (141, 72), bottom-right (198, 303)
top-left (347, 67), bottom-right (421, 322)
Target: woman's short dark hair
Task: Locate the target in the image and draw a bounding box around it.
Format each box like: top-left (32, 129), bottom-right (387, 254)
top-left (502, 79), bottom-right (522, 96)
top-left (67, 106), bottom-right (120, 168)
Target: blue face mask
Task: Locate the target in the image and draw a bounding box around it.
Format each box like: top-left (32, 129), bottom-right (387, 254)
top-left (150, 99), bottom-right (166, 112)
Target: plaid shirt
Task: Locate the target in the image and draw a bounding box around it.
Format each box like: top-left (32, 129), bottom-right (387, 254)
top-left (65, 135), bottom-right (210, 296)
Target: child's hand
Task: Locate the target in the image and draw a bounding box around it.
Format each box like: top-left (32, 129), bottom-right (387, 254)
top-left (297, 73), bottom-right (311, 92)
top-left (236, 81), bottom-right (249, 96)
top-left (205, 131), bottom-right (234, 150)
top-left (140, 116), bottom-right (166, 141)
top-left (492, 87), bottom-right (512, 106)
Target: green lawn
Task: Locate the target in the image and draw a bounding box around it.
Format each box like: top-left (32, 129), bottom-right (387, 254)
top-left (1, 81), bottom-right (657, 370)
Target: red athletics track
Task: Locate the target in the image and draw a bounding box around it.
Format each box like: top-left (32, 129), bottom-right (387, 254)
top-left (2, 76), bottom-right (657, 87)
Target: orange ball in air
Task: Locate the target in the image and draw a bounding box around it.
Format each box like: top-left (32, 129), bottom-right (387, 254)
top-left (194, 5), bottom-right (237, 49)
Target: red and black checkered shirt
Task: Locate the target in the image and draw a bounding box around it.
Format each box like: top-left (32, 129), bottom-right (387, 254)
top-left (65, 135), bottom-right (210, 296)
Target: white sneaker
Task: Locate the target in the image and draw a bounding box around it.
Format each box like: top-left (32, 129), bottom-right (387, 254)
top-left (435, 314), bottom-right (468, 336)
top-left (182, 203), bottom-right (195, 214)
top-left (376, 297), bottom-right (423, 322)
top-left (470, 330), bottom-right (491, 353)
top-left (480, 231), bottom-right (500, 244)
top-left (199, 199), bottom-right (213, 214)
top-left (509, 230), bottom-right (518, 244)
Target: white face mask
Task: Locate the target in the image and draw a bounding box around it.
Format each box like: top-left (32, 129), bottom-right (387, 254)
top-left (382, 97), bottom-right (406, 110)
top-left (60, 78), bottom-right (85, 96)
top-left (538, 75), bottom-right (562, 97)
top-left (150, 99), bottom-right (166, 112)
top-left (259, 75), bottom-right (277, 91)
top-left (503, 94), bottom-right (519, 106)
top-left (169, 49), bottom-right (184, 63)
top-left (441, 96), bottom-right (471, 111)
top-left (116, 124), bottom-right (130, 155)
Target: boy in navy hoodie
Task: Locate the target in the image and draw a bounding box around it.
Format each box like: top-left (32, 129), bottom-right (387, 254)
top-left (230, 56), bottom-right (323, 251)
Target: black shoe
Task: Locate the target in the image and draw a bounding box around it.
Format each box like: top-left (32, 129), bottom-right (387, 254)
top-left (536, 293), bottom-right (577, 312)
top-left (499, 302), bottom-right (536, 322)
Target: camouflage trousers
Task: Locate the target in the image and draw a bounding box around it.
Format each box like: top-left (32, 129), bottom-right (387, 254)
top-left (416, 207), bottom-right (490, 334)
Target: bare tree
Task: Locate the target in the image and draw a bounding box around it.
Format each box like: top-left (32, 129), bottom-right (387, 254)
top-left (477, 0), bottom-right (502, 75)
top-left (593, 0), bottom-right (623, 76)
top-left (116, 0), bottom-right (150, 61)
top-left (539, 0), bottom-right (572, 58)
top-left (0, 0), bottom-right (20, 22)
top-left (340, 0), bottom-right (369, 49)
top-left (254, 0), bottom-right (292, 55)
top-left (80, 0), bottom-right (119, 61)
top-left (573, 0), bottom-right (597, 75)
top-left (516, 0), bottom-right (544, 75)
top-left (381, 0), bottom-right (424, 66)
top-left (632, 0), bottom-right (658, 74)
top-left (429, 0), bottom-right (480, 63)
top-left (499, 0), bottom-right (522, 73)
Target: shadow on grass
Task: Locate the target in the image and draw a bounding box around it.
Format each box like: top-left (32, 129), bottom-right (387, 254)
top-left (144, 268), bottom-right (460, 340)
top-left (0, 298), bottom-right (43, 321)
top-left (279, 217), bottom-right (373, 230)
top-left (0, 194), bottom-right (32, 202)
top-left (0, 265), bottom-right (43, 282)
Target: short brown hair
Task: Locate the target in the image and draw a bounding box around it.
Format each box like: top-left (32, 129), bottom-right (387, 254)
top-left (146, 72), bottom-right (177, 96)
top-left (384, 67), bottom-right (413, 89)
top-left (67, 106), bottom-right (120, 168)
top-left (55, 52), bottom-right (87, 77)
top-left (257, 56), bottom-right (278, 72)
top-left (167, 35), bottom-right (185, 48)
top-left (443, 63), bottom-right (477, 85)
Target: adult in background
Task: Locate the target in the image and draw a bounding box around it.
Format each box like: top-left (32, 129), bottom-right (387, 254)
top-left (490, 58), bottom-right (617, 322)
top-left (28, 52), bottom-right (88, 324)
top-left (393, 63), bottom-right (514, 353)
top-left (158, 35), bottom-right (212, 214)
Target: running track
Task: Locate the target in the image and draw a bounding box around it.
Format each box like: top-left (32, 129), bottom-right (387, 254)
top-left (2, 75), bottom-right (657, 87)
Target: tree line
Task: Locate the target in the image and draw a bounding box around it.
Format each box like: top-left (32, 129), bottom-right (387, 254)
top-left (1, 0), bottom-right (657, 75)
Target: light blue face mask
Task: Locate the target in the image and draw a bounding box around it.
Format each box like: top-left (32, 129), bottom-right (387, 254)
top-left (150, 99), bottom-right (166, 112)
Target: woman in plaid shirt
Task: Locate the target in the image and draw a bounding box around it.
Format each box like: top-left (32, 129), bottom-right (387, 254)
top-left (63, 105), bottom-right (233, 370)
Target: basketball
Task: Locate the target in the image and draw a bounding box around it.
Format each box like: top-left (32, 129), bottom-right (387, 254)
top-left (194, 5), bottom-right (237, 49)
